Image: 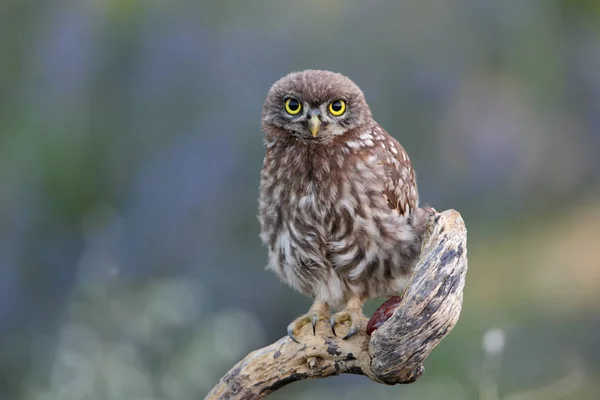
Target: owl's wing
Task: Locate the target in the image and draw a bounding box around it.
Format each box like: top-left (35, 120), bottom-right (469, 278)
top-left (372, 124), bottom-right (418, 216)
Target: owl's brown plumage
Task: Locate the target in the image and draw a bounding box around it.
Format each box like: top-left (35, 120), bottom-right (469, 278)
top-left (258, 70), bottom-right (429, 341)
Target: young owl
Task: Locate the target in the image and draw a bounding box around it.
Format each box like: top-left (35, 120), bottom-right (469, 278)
top-left (258, 70), bottom-right (429, 342)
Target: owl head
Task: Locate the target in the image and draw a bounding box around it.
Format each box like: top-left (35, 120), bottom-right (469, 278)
top-left (262, 70), bottom-right (372, 141)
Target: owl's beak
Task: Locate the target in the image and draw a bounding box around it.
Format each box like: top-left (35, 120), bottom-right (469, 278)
top-left (308, 115), bottom-right (321, 137)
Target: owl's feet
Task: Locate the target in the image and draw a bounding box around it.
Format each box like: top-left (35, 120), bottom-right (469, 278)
top-left (330, 301), bottom-right (367, 340)
top-left (287, 301), bottom-right (330, 343)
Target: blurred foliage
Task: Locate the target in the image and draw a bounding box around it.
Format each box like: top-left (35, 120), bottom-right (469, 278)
top-left (0, 0), bottom-right (599, 399)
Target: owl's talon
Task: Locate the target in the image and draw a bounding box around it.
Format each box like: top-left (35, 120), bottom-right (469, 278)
top-left (330, 306), bottom-right (366, 340)
top-left (287, 323), bottom-right (301, 343)
top-left (287, 314), bottom-right (311, 343)
top-left (329, 316), bottom-right (338, 337)
top-left (287, 302), bottom-right (330, 343)
top-left (342, 325), bottom-right (358, 340)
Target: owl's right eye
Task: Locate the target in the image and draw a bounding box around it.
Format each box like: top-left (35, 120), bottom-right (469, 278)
top-left (284, 98), bottom-right (302, 115)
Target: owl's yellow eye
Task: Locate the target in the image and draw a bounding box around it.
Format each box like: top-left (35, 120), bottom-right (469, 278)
top-left (329, 100), bottom-right (346, 116)
top-left (285, 98), bottom-right (302, 115)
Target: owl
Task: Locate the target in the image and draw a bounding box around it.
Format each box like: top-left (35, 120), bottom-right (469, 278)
top-left (259, 70), bottom-right (429, 342)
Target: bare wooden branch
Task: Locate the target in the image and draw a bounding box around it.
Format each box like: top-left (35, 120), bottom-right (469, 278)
top-left (206, 209), bottom-right (468, 399)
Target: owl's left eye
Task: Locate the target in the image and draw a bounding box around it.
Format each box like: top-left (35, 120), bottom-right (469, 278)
top-left (329, 100), bottom-right (346, 116)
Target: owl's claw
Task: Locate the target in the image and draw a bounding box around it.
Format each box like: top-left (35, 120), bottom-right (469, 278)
top-left (287, 322), bottom-right (302, 344)
top-left (287, 302), bottom-right (330, 343)
top-left (342, 325), bottom-right (359, 340)
top-left (329, 315), bottom-right (339, 337)
top-left (329, 307), bottom-right (366, 340)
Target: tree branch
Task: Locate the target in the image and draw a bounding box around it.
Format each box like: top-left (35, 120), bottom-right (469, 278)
top-left (206, 209), bottom-right (468, 399)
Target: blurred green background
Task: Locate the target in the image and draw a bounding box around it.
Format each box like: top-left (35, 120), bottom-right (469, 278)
top-left (1, 1), bottom-right (600, 399)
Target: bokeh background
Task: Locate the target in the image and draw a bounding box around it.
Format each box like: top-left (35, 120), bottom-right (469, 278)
top-left (1, 1), bottom-right (600, 399)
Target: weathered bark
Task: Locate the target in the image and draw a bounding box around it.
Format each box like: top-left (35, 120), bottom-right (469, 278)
top-left (206, 209), bottom-right (468, 399)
